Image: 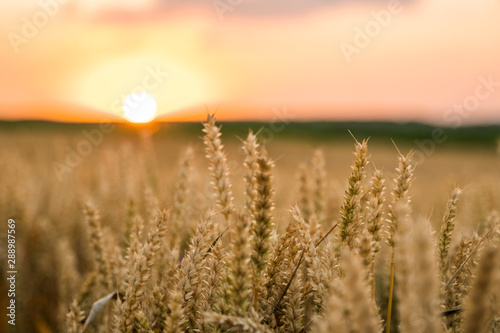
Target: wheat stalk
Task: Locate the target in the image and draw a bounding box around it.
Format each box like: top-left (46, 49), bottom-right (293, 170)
top-left (463, 245), bottom-right (498, 333)
top-left (439, 187), bottom-right (462, 273)
top-left (203, 114), bottom-right (235, 223)
top-left (250, 147), bottom-right (276, 311)
top-left (386, 150), bottom-right (414, 248)
top-left (227, 213), bottom-right (253, 316)
top-left (243, 130), bottom-right (260, 216)
top-left (315, 249), bottom-right (381, 333)
top-left (177, 210), bottom-right (216, 332)
top-left (385, 150), bottom-right (414, 333)
top-left (397, 215), bottom-right (441, 333)
top-left (366, 168), bottom-right (386, 252)
top-left (84, 202), bottom-right (112, 290)
top-left (338, 139), bottom-right (369, 247)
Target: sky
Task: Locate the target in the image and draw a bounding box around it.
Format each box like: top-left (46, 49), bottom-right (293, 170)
top-left (0, 0), bottom-right (499, 124)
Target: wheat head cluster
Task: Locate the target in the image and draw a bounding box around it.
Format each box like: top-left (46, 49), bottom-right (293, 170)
top-left (2, 117), bottom-right (500, 333)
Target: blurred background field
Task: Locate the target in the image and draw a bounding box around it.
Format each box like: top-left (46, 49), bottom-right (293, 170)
top-left (1, 120), bottom-right (500, 332)
top-left (2, 120), bottom-right (500, 218)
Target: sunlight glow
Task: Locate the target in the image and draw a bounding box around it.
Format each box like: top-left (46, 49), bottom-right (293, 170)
top-left (122, 93), bottom-right (157, 123)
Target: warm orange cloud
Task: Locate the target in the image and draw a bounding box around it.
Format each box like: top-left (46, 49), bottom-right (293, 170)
top-left (0, 0), bottom-right (499, 124)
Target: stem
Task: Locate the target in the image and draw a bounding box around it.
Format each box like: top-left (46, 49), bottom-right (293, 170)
top-left (253, 275), bottom-right (259, 311)
top-left (225, 215), bottom-right (233, 244)
top-left (386, 250), bottom-right (395, 333)
top-left (371, 261), bottom-right (376, 301)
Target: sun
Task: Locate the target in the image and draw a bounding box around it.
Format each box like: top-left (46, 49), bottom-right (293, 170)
top-left (122, 93), bottom-right (157, 123)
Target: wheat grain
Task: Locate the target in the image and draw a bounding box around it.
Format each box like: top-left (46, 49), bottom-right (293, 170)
top-left (243, 130), bottom-right (260, 216)
top-left (203, 114), bottom-right (235, 222)
top-left (386, 151), bottom-right (414, 248)
top-left (227, 212), bottom-right (253, 316)
top-left (463, 245), bottom-right (498, 333)
top-left (165, 289), bottom-right (185, 333)
top-left (315, 249), bottom-right (381, 333)
top-left (177, 210), bottom-right (216, 332)
top-left (444, 235), bottom-right (480, 331)
top-left (204, 311), bottom-right (272, 333)
top-left (366, 168), bottom-right (386, 253)
top-left (338, 139), bottom-right (369, 247)
top-left (202, 239), bottom-right (226, 313)
top-left (401, 217), bottom-right (442, 333)
top-left (84, 202), bottom-right (112, 290)
top-left (439, 187), bottom-right (462, 273)
top-left (66, 299), bottom-right (84, 333)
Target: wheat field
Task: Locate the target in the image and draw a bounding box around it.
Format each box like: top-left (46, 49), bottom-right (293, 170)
top-left (1, 117), bottom-right (500, 333)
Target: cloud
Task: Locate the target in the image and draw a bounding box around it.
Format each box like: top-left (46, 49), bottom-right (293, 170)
top-left (0, 0), bottom-right (415, 20)
top-left (75, 0), bottom-right (159, 14)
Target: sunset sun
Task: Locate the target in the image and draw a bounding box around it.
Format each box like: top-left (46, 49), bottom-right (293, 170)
top-left (122, 93), bottom-right (157, 123)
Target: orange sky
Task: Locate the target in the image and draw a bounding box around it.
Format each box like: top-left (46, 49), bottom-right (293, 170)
top-left (0, 0), bottom-right (499, 124)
